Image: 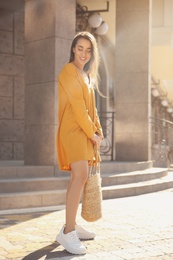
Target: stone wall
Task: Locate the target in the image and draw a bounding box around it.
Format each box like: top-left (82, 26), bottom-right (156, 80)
top-left (24, 0), bottom-right (75, 165)
top-left (0, 8), bottom-right (24, 160)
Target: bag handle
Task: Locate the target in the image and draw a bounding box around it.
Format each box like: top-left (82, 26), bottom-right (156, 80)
top-left (89, 145), bottom-right (100, 177)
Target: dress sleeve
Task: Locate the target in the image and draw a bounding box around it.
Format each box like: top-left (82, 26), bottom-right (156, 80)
top-left (91, 88), bottom-right (104, 139)
top-left (58, 64), bottom-right (97, 138)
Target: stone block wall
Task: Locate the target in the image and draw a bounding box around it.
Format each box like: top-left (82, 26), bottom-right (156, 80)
top-left (24, 0), bottom-right (75, 165)
top-left (0, 8), bottom-right (24, 160)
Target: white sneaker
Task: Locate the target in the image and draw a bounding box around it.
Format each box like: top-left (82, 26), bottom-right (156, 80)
top-left (56, 226), bottom-right (86, 255)
top-left (76, 224), bottom-right (96, 240)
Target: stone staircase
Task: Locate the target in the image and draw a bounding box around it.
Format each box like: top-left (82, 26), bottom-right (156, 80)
top-left (0, 160), bottom-right (173, 213)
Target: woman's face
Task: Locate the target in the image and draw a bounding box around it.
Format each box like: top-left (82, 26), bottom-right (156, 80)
top-left (73, 38), bottom-right (92, 70)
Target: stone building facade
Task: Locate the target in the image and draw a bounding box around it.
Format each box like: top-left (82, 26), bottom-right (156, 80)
top-left (0, 0), bottom-right (152, 166)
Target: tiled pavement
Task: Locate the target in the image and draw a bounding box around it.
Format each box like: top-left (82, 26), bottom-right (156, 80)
top-left (0, 189), bottom-right (173, 260)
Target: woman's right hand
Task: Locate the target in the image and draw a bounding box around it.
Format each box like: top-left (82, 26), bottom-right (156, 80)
top-left (91, 134), bottom-right (102, 148)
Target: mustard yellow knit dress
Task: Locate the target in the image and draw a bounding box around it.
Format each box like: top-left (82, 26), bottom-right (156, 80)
top-left (57, 63), bottom-right (103, 171)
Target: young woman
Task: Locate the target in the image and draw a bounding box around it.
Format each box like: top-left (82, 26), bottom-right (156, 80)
top-left (56, 31), bottom-right (103, 255)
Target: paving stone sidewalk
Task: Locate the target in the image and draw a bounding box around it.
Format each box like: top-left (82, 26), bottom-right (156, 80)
top-left (0, 189), bottom-right (173, 260)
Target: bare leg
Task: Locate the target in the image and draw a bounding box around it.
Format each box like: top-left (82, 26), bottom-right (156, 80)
top-left (64, 160), bottom-right (88, 234)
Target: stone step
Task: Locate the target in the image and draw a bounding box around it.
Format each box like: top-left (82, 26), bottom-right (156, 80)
top-left (0, 167), bottom-right (167, 193)
top-left (102, 168), bottom-right (167, 186)
top-left (0, 165), bottom-right (55, 179)
top-left (0, 160), bottom-right (170, 212)
top-left (0, 172), bottom-right (173, 211)
top-left (0, 160), bottom-right (153, 179)
top-left (100, 160), bottom-right (153, 174)
top-left (0, 190), bottom-right (67, 210)
top-left (0, 177), bottom-right (69, 193)
top-left (102, 172), bottom-right (173, 199)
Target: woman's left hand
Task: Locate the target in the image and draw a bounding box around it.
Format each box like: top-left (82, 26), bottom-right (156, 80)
top-left (91, 134), bottom-right (102, 148)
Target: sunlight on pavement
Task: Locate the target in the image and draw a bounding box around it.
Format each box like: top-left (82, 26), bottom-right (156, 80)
top-left (0, 190), bottom-right (173, 259)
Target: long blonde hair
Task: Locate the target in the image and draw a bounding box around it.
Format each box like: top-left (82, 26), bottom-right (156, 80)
top-left (69, 31), bottom-right (103, 95)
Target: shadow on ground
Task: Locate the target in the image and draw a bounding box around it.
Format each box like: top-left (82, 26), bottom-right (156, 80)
top-left (21, 241), bottom-right (81, 259)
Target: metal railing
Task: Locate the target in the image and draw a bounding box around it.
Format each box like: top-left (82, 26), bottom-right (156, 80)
top-left (150, 117), bottom-right (173, 166)
top-left (98, 112), bottom-right (115, 161)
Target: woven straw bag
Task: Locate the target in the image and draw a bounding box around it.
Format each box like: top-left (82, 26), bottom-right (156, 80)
top-left (81, 149), bottom-right (102, 222)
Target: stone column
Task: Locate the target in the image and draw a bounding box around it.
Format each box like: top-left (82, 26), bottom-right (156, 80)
top-left (115, 0), bottom-right (152, 161)
top-left (25, 0), bottom-right (75, 165)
